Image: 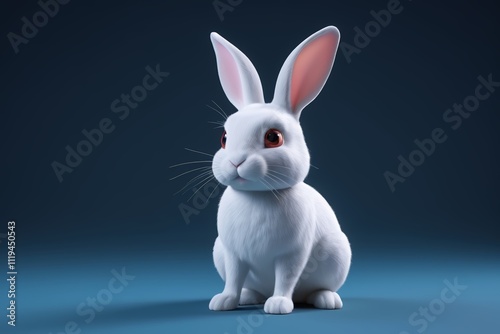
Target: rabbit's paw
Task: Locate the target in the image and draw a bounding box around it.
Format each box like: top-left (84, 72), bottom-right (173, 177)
top-left (209, 293), bottom-right (239, 311)
top-left (239, 288), bottom-right (265, 305)
top-left (263, 296), bottom-right (294, 314)
top-left (307, 290), bottom-right (343, 309)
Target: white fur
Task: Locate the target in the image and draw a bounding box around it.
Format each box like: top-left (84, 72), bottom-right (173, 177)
top-left (208, 26), bottom-right (351, 314)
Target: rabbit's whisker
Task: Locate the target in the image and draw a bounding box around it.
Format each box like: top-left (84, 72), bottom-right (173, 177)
top-left (206, 103), bottom-right (227, 120)
top-left (188, 176), bottom-right (216, 201)
top-left (267, 165), bottom-right (295, 171)
top-left (260, 177), bottom-right (281, 201)
top-left (184, 147), bottom-right (214, 157)
top-left (211, 100), bottom-right (228, 119)
top-left (170, 160), bottom-right (212, 168)
top-left (174, 170), bottom-right (214, 195)
top-left (266, 171), bottom-right (293, 188)
top-left (182, 173), bottom-right (215, 197)
top-left (169, 166), bottom-right (212, 180)
top-left (208, 121), bottom-right (225, 129)
top-left (266, 174), bottom-right (291, 190)
top-left (203, 181), bottom-right (221, 205)
top-left (208, 120), bottom-right (225, 126)
top-left (267, 169), bottom-right (292, 179)
top-left (268, 164), bottom-right (318, 171)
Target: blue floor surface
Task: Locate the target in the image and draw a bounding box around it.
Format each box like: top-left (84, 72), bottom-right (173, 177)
top-left (4, 247), bottom-right (500, 334)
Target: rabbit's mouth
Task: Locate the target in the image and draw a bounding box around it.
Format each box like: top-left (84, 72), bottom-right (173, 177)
top-left (226, 174), bottom-right (262, 190)
top-left (234, 176), bottom-right (249, 183)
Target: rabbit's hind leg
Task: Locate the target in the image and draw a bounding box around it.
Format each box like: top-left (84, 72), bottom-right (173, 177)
top-left (239, 288), bottom-right (266, 305)
top-left (296, 233), bottom-right (351, 309)
top-left (306, 290), bottom-right (343, 309)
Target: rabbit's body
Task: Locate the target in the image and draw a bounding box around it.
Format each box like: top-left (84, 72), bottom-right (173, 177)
top-left (208, 26), bottom-right (351, 314)
top-left (214, 182), bottom-right (350, 302)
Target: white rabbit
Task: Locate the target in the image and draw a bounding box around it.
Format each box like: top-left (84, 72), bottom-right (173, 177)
top-left (208, 26), bottom-right (351, 314)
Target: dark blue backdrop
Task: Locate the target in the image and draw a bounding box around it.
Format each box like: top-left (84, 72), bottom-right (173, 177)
top-left (1, 1), bottom-right (499, 333)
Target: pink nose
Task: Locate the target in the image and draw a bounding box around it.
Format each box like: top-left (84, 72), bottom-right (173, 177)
top-left (230, 159), bottom-right (245, 168)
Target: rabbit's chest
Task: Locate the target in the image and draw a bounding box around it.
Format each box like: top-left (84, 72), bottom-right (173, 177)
top-left (217, 187), bottom-right (313, 261)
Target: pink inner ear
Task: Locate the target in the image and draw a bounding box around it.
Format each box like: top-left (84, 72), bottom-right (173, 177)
top-left (290, 33), bottom-right (336, 113)
top-left (214, 41), bottom-right (243, 107)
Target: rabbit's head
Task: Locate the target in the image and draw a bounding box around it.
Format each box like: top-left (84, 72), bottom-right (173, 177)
top-left (210, 27), bottom-right (340, 191)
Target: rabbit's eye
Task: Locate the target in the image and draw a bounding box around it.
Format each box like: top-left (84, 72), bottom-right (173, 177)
top-left (264, 129), bottom-right (284, 148)
top-left (221, 131), bottom-right (227, 149)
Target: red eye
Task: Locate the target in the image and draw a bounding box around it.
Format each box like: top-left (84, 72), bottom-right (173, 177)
top-left (264, 129), bottom-right (283, 148)
top-left (221, 130), bottom-right (227, 148)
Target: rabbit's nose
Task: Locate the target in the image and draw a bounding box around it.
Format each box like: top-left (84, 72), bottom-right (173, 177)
top-left (230, 159), bottom-right (246, 168)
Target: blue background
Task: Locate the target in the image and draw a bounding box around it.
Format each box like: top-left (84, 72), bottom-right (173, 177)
top-left (1, 0), bottom-right (499, 333)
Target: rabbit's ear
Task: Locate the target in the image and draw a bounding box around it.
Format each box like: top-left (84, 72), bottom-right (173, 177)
top-left (210, 32), bottom-right (265, 110)
top-left (272, 26), bottom-right (340, 119)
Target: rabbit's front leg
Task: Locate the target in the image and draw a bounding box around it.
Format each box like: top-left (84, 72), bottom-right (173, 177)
top-left (209, 251), bottom-right (249, 311)
top-left (264, 252), bottom-right (308, 314)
